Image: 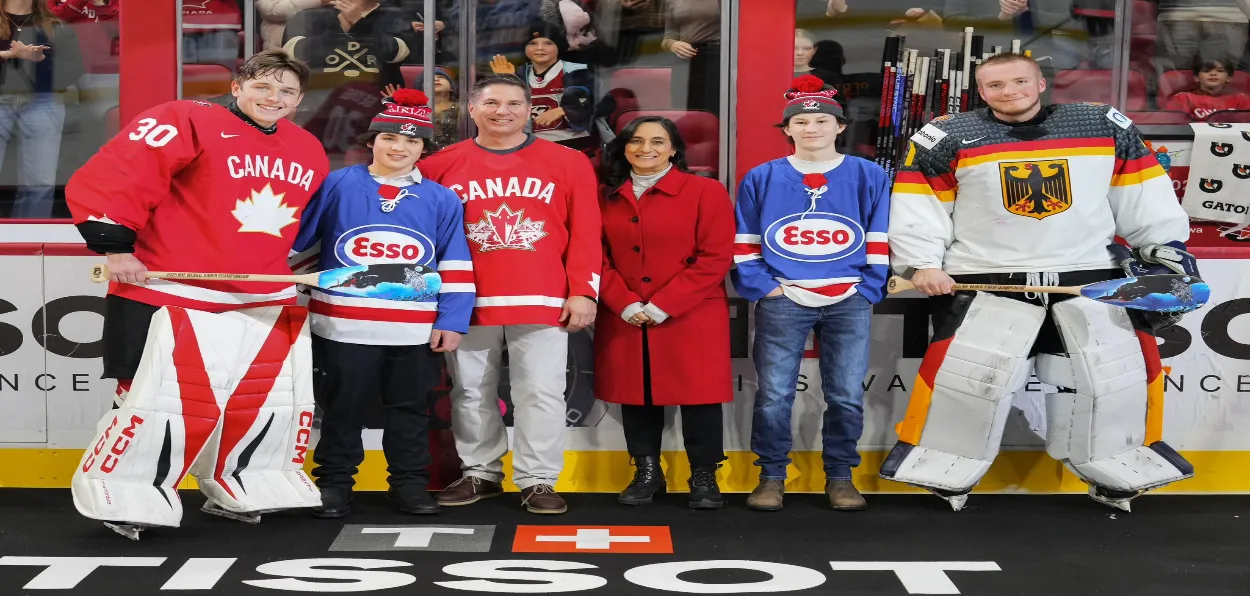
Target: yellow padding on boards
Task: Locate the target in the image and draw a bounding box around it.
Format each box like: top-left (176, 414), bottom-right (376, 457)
top-left (3, 449), bottom-right (1249, 493)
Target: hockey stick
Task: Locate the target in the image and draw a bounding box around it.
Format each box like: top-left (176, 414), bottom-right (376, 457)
top-left (886, 274), bottom-right (1210, 312)
top-left (90, 262), bottom-right (443, 301)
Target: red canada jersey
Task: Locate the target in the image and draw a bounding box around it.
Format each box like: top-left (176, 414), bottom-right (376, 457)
top-left (67, 100), bottom-right (329, 312)
top-left (530, 65), bottom-right (569, 134)
top-left (419, 136), bottom-right (602, 326)
top-left (1164, 91), bottom-right (1250, 120)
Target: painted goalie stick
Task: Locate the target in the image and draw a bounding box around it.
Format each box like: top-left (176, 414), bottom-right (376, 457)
top-left (887, 274), bottom-right (1211, 313)
top-left (90, 262), bottom-right (443, 301)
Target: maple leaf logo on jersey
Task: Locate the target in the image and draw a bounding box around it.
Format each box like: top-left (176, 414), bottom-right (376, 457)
top-left (465, 203), bottom-right (547, 251)
top-left (232, 183), bottom-right (299, 236)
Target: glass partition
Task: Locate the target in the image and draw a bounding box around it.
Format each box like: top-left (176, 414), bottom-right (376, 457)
top-left (0, 1), bottom-right (120, 218)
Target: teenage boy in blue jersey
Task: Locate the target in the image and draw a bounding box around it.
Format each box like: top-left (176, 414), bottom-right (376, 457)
top-left (290, 88), bottom-right (474, 518)
top-left (731, 75), bottom-right (891, 512)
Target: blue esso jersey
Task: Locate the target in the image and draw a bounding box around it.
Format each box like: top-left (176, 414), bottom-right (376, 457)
top-left (290, 165), bottom-right (474, 345)
top-left (731, 156), bottom-right (891, 306)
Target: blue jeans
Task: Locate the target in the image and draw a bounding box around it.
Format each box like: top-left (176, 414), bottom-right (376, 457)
top-left (751, 293), bottom-right (872, 481)
top-left (1, 94), bottom-right (65, 219)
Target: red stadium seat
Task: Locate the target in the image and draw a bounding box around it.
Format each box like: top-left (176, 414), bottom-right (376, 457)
top-left (616, 109), bottom-right (718, 176)
top-left (1125, 110), bottom-right (1190, 125)
top-left (182, 64), bottom-right (232, 100)
top-left (401, 65), bottom-right (424, 89)
top-left (606, 68), bottom-right (672, 126)
top-left (1204, 110), bottom-right (1250, 123)
top-left (1051, 69), bottom-right (1148, 111)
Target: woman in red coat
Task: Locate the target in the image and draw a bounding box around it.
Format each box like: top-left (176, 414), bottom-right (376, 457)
top-left (594, 116), bottom-right (735, 510)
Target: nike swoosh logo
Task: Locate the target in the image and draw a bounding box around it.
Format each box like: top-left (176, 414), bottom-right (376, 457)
top-left (221, 132), bottom-right (239, 139)
top-left (961, 137), bottom-right (985, 144)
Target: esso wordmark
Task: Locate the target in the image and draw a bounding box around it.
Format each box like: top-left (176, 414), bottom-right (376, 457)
top-left (335, 225), bottom-right (434, 267)
top-left (765, 214), bottom-right (864, 262)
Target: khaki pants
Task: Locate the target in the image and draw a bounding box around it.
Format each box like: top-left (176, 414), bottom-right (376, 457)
top-left (445, 324), bottom-right (569, 490)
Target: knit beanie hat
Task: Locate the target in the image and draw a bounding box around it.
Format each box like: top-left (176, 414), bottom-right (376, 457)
top-left (525, 18), bottom-right (570, 56)
top-left (369, 89), bottom-right (433, 139)
top-left (782, 74), bottom-right (846, 124)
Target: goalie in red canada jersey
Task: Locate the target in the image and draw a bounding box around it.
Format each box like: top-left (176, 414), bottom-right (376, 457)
top-left (65, 50), bottom-right (331, 540)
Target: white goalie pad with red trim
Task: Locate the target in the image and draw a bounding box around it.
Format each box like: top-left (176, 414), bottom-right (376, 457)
top-left (71, 305), bottom-right (320, 528)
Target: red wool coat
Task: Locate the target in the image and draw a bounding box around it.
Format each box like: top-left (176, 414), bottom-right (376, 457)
top-left (593, 168), bottom-right (735, 406)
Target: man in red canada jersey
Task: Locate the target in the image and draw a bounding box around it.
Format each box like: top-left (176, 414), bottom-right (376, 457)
top-left (420, 74), bottom-right (601, 515)
top-left (66, 50), bottom-right (330, 539)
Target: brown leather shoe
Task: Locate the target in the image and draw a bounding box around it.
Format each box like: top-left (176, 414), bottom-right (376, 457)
top-left (436, 476), bottom-right (503, 506)
top-left (746, 479), bottom-right (785, 511)
top-left (826, 479), bottom-right (867, 511)
top-left (520, 484), bottom-right (567, 514)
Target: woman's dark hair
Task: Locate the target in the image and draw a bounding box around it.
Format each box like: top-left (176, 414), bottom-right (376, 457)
top-left (600, 116), bottom-right (690, 189)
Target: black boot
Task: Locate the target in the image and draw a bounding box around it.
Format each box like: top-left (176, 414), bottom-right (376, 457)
top-left (312, 486), bottom-right (352, 519)
top-left (388, 484), bottom-right (440, 515)
top-left (688, 465), bottom-right (723, 510)
top-left (618, 456), bottom-right (666, 505)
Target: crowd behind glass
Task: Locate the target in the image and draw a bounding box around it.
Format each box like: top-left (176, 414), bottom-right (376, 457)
top-left (4, 0), bottom-right (1248, 218)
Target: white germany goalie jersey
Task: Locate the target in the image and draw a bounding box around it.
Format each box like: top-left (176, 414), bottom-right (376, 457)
top-left (888, 103), bottom-right (1190, 275)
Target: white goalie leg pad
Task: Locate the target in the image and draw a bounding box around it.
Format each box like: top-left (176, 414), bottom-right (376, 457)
top-left (883, 292), bottom-right (1045, 493)
top-left (1039, 299), bottom-right (1192, 493)
top-left (189, 305), bottom-right (321, 514)
top-left (72, 307), bottom-right (224, 528)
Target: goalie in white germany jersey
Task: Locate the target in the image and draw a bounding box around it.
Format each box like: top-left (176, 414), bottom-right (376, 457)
top-left (882, 53), bottom-right (1201, 512)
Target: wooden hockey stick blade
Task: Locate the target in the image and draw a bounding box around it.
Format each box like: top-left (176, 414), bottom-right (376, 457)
top-left (90, 263), bottom-right (443, 301)
top-left (886, 274), bottom-right (1210, 312)
top-left (886, 276), bottom-right (1079, 295)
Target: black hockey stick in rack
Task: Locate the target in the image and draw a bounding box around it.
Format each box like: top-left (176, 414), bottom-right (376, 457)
top-left (876, 28), bottom-right (1022, 182)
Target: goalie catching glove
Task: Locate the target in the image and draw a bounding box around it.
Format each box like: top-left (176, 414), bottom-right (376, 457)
top-left (1106, 241), bottom-right (1202, 330)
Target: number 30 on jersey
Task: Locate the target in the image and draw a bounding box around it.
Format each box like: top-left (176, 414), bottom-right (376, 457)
top-left (129, 118), bottom-right (179, 148)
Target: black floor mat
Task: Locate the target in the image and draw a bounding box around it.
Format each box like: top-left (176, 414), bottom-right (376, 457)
top-left (0, 489), bottom-right (1246, 595)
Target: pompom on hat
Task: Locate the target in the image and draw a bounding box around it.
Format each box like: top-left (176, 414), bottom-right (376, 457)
top-left (369, 88), bottom-right (434, 139)
top-left (782, 74), bottom-right (846, 123)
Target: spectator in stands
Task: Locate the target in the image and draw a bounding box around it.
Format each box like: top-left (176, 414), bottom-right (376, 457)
top-left (182, 0), bottom-right (241, 73)
top-left (488, 20), bottom-right (607, 151)
top-left (48, 0), bottom-right (116, 22)
top-left (1155, 0), bottom-right (1249, 75)
top-left (2, 0), bottom-right (81, 218)
top-left (795, 29), bottom-right (839, 85)
top-left (1164, 57), bottom-right (1250, 119)
top-left (383, 0), bottom-right (452, 65)
top-left (258, 0), bottom-right (327, 51)
top-left (283, 0), bottom-right (416, 163)
top-left (663, 0), bottom-right (720, 113)
top-left (592, 0), bottom-right (664, 67)
top-left (594, 115), bottom-right (735, 511)
top-left (431, 66), bottom-right (460, 146)
top-left (941, 0), bottom-right (1112, 70)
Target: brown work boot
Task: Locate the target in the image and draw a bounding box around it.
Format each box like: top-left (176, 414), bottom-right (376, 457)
top-left (826, 479), bottom-right (868, 511)
top-left (520, 484), bottom-right (568, 514)
top-left (746, 479), bottom-right (785, 511)
top-left (435, 476), bottom-right (503, 506)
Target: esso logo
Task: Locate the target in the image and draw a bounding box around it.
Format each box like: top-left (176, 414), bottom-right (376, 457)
top-left (335, 224), bottom-right (434, 266)
top-left (764, 213), bottom-right (864, 262)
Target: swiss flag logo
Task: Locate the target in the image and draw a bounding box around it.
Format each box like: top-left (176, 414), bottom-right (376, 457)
top-left (512, 526), bottom-right (673, 554)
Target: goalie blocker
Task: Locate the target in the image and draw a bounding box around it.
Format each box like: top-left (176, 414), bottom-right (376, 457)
top-left (880, 268), bottom-right (1194, 512)
top-left (72, 305), bottom-right (321, 538)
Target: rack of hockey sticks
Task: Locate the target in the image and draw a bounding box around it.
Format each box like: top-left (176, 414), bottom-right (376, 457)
top-left (874, 28), bottom-right (1026, 181)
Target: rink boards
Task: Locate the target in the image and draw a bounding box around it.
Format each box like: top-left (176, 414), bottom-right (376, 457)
top-left (2, 147), bottom-right (1250, 493)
